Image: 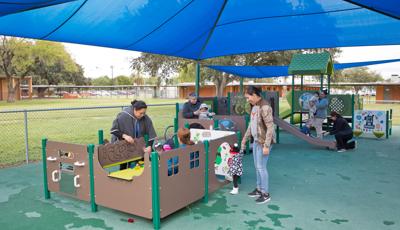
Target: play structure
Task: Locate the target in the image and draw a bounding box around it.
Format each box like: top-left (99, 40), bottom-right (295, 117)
top-left (174, 91), bottom-right (284, 153)
top-left (353, 109), bottom-right (393, 139)
top-left (41, 129), bottom-right (240, 229)
top-left (175, 89), bottom-right (337, 150)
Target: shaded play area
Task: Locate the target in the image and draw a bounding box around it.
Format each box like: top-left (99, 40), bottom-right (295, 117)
top-left (1, 127), bottom-right (399, 230)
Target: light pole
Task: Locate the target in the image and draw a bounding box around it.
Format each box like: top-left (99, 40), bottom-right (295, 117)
top-left (110, 65), bottom-right (114, 85)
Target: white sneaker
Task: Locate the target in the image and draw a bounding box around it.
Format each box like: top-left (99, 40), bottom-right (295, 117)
top-left (230, 187), bottom-right (239, 195)
top-left (337, 149), bottom-right (346, 153)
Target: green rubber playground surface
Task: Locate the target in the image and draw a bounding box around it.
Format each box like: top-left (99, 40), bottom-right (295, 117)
top-left (1, 127), bottom-right (399, 230)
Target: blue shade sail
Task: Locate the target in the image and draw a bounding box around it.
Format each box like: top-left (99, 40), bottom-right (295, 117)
top-left (0, 0), bottom-right (76, 17)
top-left (344, 0), bottom-right (400, 19)
top-left (207, 58), bottom-right (400, 78)
top-left (0, 0), bottom-right (399, 60)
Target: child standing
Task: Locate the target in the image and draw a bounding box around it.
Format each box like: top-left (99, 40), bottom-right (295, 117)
top-left (198, 103), bottom-right (216, 120)
top-left (301, 91), bottom-right (320, 136)
top-left (228, 143), bottom-right (244, 195)
top-left (308, 91), bottom-right (320, 120)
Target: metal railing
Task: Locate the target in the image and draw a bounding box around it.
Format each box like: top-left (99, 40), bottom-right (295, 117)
top-left (0, 103), bottom-right (176, 167)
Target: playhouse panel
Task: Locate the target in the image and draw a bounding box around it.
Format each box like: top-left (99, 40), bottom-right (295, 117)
top-left (159, 143), bottom-right (205, 218)
top-left (46, 141), bottom-right (90, 202)
top-left (94, 144), bottom-right (153, 219)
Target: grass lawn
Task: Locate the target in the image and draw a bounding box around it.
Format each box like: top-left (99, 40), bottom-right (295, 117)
top-left (0, 98), bottom-right (183, 167)
top-left (1, 97), bottom-right (399, 167)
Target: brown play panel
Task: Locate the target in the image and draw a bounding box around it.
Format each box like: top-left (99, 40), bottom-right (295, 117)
top-left (42, 132), bottom-right (239, 228)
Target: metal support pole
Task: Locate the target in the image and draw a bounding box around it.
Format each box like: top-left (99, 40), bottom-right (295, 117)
top-left (236, 131), bottom-right (242, 149)
top-left (389, 109), bottom-right (393, 135)
top-left (320, 74), bottom-right (323, 91)
top-left (245, 114), bottom-right (250, 155)
top-left (290, 75), bottom-right (295, 124)
top-left (351, 94), bottom-right (355, 129)
top-left (240, 78), bottom-right (244, 94)
top-left (227, 92), bottom-right (231, 115)
top-left (276, 91), bottom-right (280, 144)
top-left (300, 76), bottom-right (303, 128)
top-left (203, 141), bottom-right (209, 203)
top-left (328, 75), bottom-right (331, 94)
top-left (386, 111), bottom-right (389, 139)
top-left (195, 62), bottom-right (200, 96)
top-left (24, 110), bottom-right (29, 164)
top-left (151, 151), bottom-right (161, 229)
top-left (41, 138), bottom-right (50, 199)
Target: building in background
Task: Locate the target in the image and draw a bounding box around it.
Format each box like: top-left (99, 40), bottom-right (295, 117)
top-left (0, 76), bottom-right (32, 101)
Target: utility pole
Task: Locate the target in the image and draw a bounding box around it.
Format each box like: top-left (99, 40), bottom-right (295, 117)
top-left (111, 65), bottom-right (114, 85)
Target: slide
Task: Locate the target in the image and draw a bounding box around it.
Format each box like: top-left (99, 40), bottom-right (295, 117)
top-left (274, 117), bottom-right (337, 150)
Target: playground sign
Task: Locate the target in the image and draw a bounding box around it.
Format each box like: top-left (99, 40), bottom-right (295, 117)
top-left (353, 110), bottom-right (389, 138)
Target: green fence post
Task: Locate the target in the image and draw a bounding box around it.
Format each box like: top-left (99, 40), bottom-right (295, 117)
top-left (151, 151), bottom-right (161, 229)
top-left (87, 144), bottom-right (98, 212)
top-left (144, 134), bottom-right (149, 147)
top-left (213, 96), bottom-right (218, 114)
top-left (174, 103), bottom-right (180, 147)
top-left (213, 119), bottom-right (219, 130)
top-left (41, 138), bottom-right (50, 199)
top-left (173, 117), bottom-right (179, 147)
top-left (227, 92), bottom-right (231, 115)
top-left (175, 103), bottom-right (180, 122)
top-left (203, 141), bottom-right (209, 203)
top-left (245, 114), bottom-right (250, 155)
top-left (98, 130), bottom-right (104, 145)
top-left (351, 94), bottom-right (355, 129)
top-left (184, 122), bottom-right (189, 129)
top-left (386, 110), bottom-right (389, 139)
top-left (290, 75), bottom-right (295, 125)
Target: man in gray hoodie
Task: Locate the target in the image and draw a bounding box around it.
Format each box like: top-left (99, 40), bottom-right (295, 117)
top-left (110, 100), bottom-right (157, 146)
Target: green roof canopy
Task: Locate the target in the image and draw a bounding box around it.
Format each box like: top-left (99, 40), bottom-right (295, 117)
top-left (288, 52), bottom-right (334, 76)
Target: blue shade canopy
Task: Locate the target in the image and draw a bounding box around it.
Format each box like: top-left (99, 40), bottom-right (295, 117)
top-left (0, 0), bottom-right (76, 17)
top-left (344, 0), bottom-right (400, 19)
top-left (0, 0), bottom-right (400, 60)
top-left (207, 58), bottom-right (400, 78)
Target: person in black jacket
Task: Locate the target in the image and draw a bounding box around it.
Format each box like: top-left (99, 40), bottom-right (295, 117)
top-left (328, 111), bottom-right (356, 152)
top-left (182, 92), bottom-right (201, 118)
top-left (111, 100), bottom-right (156, 144)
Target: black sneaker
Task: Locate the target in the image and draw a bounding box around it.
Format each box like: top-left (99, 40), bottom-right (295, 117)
top-left (248, 188), bottom-right (261, 197)
top-left (256, 193), bottom-right (271, 204)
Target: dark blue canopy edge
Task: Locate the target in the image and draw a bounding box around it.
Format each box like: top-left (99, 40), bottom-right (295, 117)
top-left (207, 58), bottom-right (400, 78)
top-left (0, 0), bottom-right (76, 17)
top-left (0, 0), bottom-right (399, 60)
top-left (343, 0), bottom-right (400, 20)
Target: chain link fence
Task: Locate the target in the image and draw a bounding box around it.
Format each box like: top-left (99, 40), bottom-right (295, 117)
top-left (0, 104), bottom-right (176, 167)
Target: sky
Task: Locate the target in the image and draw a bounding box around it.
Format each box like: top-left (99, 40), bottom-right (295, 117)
top-left (64, 43), bottom-right (400, 80)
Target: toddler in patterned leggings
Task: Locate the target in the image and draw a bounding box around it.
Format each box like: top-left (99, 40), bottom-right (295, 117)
top-left (228, 143), bottom-right (244, 195)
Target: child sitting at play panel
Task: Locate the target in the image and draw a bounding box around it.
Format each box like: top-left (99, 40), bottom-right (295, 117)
top-left (177, 128), bottom-right (195, 147)
top-left (228, 143), bottom-right (244, 195)
top-left (198, 103), bottom-right (216, 120)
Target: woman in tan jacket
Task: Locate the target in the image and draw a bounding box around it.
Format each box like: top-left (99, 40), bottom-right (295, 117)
top-left (241, 86), bottom-right (275, 204)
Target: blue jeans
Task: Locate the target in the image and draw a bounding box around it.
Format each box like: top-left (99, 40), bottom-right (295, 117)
top-left (253, 142), bottom-right (270, 193)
